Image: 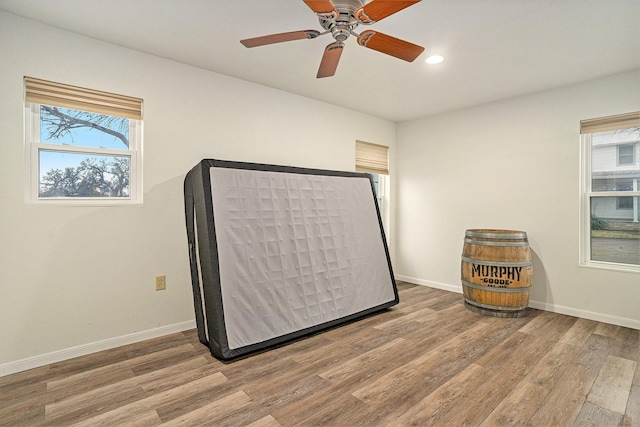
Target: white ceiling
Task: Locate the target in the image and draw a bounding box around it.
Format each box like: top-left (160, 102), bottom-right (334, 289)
top-left (1, 0), bottom-right (638, 122)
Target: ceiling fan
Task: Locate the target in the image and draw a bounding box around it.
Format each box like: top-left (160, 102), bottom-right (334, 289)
top-left (240, 0), bottom-right (425, 78)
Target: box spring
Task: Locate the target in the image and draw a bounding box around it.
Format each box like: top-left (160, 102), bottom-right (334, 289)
top-left (184, 159), bottom-right (398, 360)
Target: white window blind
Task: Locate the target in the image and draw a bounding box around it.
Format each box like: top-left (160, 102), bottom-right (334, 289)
top-left (356, 140), bottom-right (389, 175)
top-left (24, 77), bottom-right (143, 120)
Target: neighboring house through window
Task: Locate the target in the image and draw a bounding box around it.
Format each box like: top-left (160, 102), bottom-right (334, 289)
top-left (24, 77), bottom-right (143, 205)
top-left (580, 112), bottom-right (640, 270)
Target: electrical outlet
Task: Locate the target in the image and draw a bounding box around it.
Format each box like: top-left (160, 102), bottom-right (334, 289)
top-left (155, 275), bottom-right (166, 291)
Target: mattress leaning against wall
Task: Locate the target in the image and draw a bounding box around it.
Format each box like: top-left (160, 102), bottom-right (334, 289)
top-left (184, 159), bottom-right (398, 360)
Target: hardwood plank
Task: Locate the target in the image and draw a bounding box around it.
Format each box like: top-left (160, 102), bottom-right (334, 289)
top-left (272, 386), bottom-right (370, 426)
top-left (586, 355), bottom-right (637, 414)
top-left (272, 331), bottom-right (485, 424)
top-left (241, 362), bottom-right (329, 405)
top-left (525, 340), bottom-right (582, 387)
top-left (269, 339), bottom-right (434, 424)
top-left (44, 356), bottom-right (215, 424)
top-left (388, 363), bottom-right (491, 426)
top-left (223, 374), bottom-right (331, 427)
top-left (479, 340), bottom-right (582, 425)
top-left (0, 403), bottom-right (44, 427)
top-left (350, 317), bottom-right (528, 425)
top-left (574, 402), bottom-right (624, 427)
top-left (527, 365), bottom-right (597, 427)
top-left (70, 372), bottom-right (227, 426)
top-left (45, 386), bottom-right (146, 426)
top-left (421, 291), bottom-right (464, 311)
top-left (0, 380), bottom-right (47, 410)
top-left (395, 283), bottom-right (441, 303)
top-left (623, 384), bottom-right (640, 427)
top-left (437, 333), bottom-right (558, 426)
top-left (46, 343), bottom-right (197, 395)
top-left (481, 380), bottom-right (549, 426)
top-left (519, 310), bottom-right (578, 340)
top-left (319, 309), bottom-right (405, 343)
top-left (610, 326), bottom-right (640, 362)
top-left (351, 320), bottom-right (491, 404)
top-left (140, 359), bottom-right (222, 395)
top-left (130, 344), bottom-right (203, 376)
top-left (573, 331), bottom-right (616, 373)
top-left (154, 381), bottom-right (241, 423)
top-left (319, 337), bottom-right (407, 382)
top-left (160, 390), bottom-right (251, 426)
top-left (218, 354), bottom-right (303, 387)
top-left (400, 302), bottom-right (494, 343)
top-left (123, 332), bottom-right (195, 359)
top-left (44, 331), bottom-right (193, 386)
top-left (518, 309), bottom-right (559, 335)
top-left (0, 365), bottom-right (50, 391)
top-left (594, 321), bottom-right (622, 338)
top-left (373, 306), bottom-right (436, 329)
top-left (72, 410), bottom-right (162, 427)
top-left (246, 415), bottom-right (282, 427)
top-left (395, 280), bottom-right (414, 291)
top-left (346, 318), bottom-right (423, 352)
top-left (560, 316), bottom-right (598, 346)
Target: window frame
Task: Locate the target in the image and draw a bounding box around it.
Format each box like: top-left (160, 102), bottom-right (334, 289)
top-left (579, 130), bottom-right (640, 273)
top-left (24, 102), bottom-right (143, 206)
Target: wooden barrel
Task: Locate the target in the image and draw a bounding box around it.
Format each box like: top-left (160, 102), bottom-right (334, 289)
top-left (461, 229), bottom-right (532, 318)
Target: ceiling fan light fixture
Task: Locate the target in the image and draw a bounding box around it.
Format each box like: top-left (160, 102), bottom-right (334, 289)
top-left (425, 55), bottom-right (444, 64)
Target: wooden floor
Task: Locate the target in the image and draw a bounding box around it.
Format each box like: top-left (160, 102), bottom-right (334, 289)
top-left (1, 282), bottom-right (639, 426)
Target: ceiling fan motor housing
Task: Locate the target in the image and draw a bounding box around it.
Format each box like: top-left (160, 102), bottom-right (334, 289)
top-left (319, 0), bottom-right (365, 42)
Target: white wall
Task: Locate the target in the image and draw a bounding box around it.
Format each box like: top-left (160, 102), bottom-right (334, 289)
top-left (396, 70), bottom-right (640, 328)
top-left (0, 11), bottom-right (396, 374)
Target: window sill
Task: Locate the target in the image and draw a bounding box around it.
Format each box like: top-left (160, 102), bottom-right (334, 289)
top-left (579, 260), bottom-right (640, 274)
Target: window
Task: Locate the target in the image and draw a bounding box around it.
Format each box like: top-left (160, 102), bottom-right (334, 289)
top-left (618, 197), bottom-right (634, 210)
top-left (24, 77), bottom-right (143, 204)
top-left (355, 140), bottom-right (389, 201)
top-left (580, 112), bottom-right (640, 271)
top-left (355, 140), bottom-right (389, 234)
top-left (618, 144), bottom-right (635, 165)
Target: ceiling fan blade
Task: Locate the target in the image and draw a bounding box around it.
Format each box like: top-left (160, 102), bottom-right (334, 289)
top-left (303, 0), bottom-right (338, 16)
top-left (357, 30), bottom-right (424, 62)
top-left (355, 0), bottom-right (421, 24)
top-left (317, 42), bottom-right (344, 78)
top-left (240, 30), bottom-right (320, 48)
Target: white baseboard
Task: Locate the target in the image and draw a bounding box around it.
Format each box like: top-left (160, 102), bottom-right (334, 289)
top-left (526, 300), bottom-right (640, 330)
top-left (395, 275), bottom-right (640, 331)
top-left (396, 274), bottom-right (463, 294)
top-left (0, 320), bottom-right (196, 378)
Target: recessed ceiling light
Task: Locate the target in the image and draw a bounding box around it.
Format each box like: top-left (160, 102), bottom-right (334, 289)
top-left (425, 55), bottom-right (444, 64)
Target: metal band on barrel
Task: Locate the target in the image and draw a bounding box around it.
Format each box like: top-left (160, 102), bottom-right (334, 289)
top-left (465, 230), bottom-right (527, 240)
top-left (461, 279), bottom-right (531, 293)
top-left (464, 237), bottom-right (528, 247)
top-left (464, 297), bottom-right (528, 311)
top-left (461, 256), bottom-right (532, 267)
